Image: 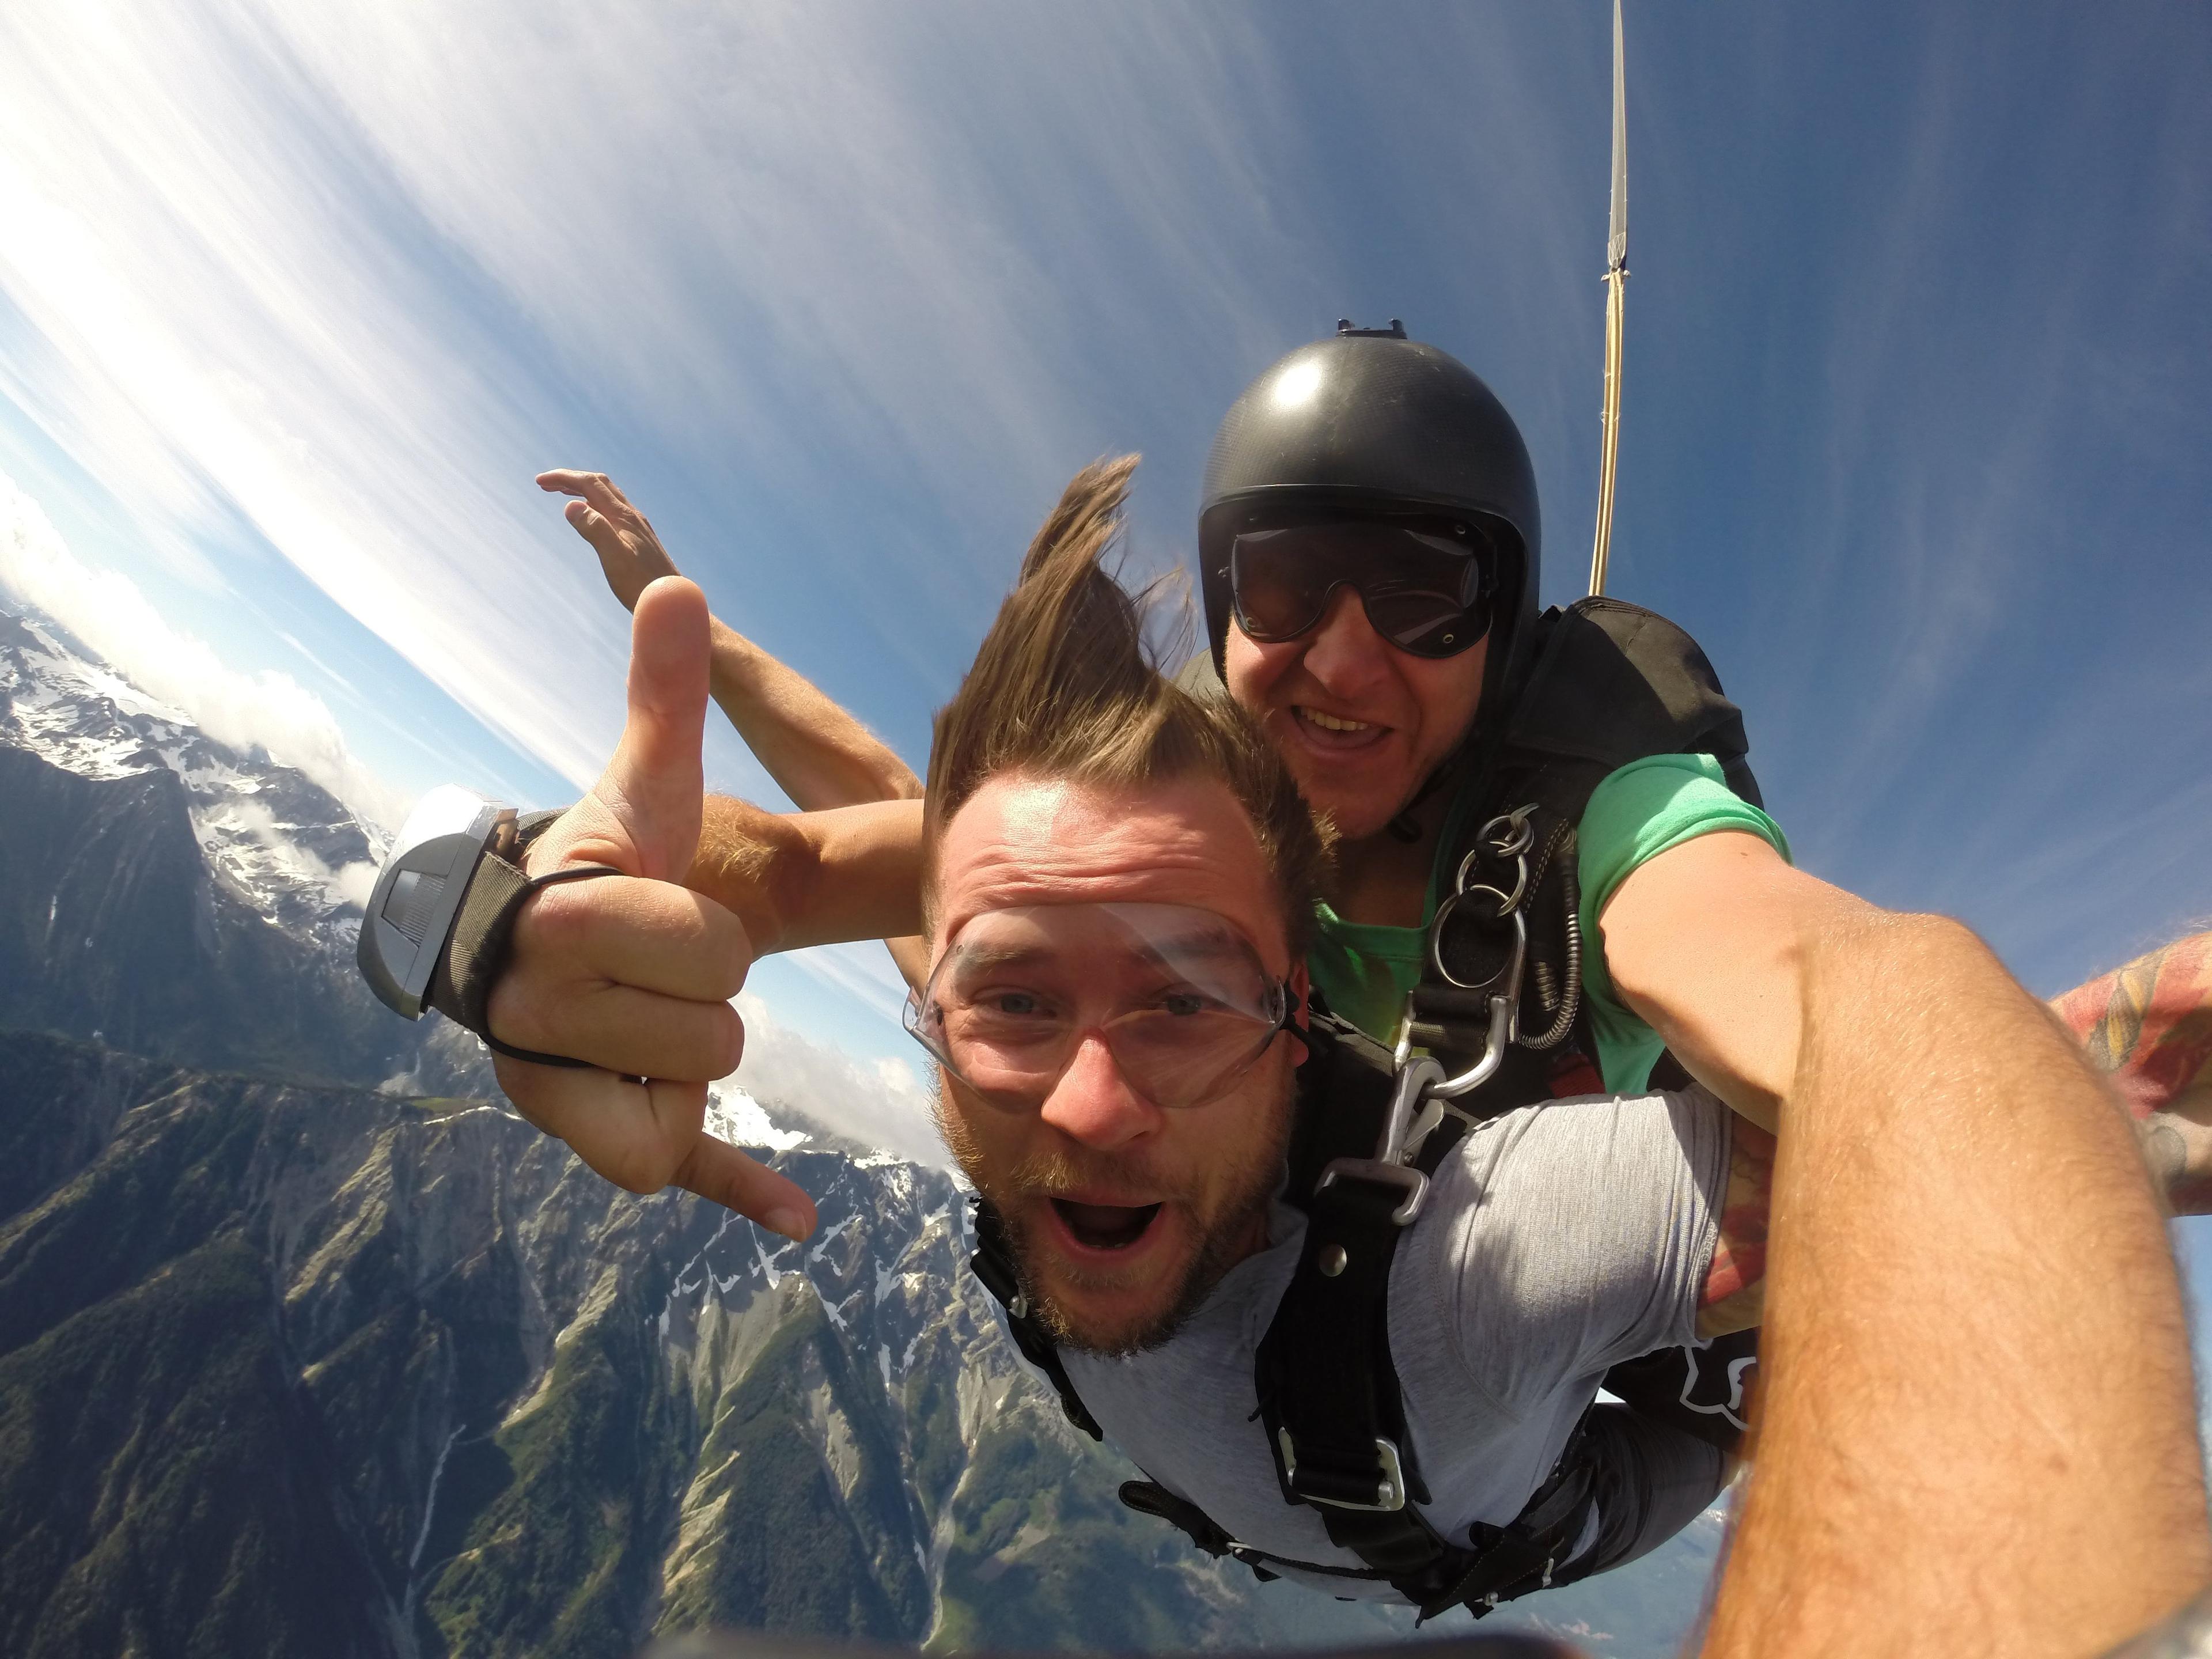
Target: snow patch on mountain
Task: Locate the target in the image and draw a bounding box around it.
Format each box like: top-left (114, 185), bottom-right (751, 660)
top-left (705, 1081), bottom-right (810, 1153)
top-left (0, 471), bottom-right (402, 830)
top-left (1, 599), bottom-right (382, 946)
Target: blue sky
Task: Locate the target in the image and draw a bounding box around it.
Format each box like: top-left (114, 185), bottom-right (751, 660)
top-left (1, 5), bottom-right (2207, 1179)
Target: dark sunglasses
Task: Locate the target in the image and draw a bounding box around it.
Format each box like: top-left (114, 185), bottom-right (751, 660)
top-left (1225, 520), bottom-right (1493, 659)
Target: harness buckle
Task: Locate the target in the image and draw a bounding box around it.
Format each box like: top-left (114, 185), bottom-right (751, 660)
top-left (1278, 1429), bottom-right (1408, 1512)
top-left (1316, 1056), bottom-right (1441, 1225)
top-left (1313, 1159), bottom-right (1427, 1226)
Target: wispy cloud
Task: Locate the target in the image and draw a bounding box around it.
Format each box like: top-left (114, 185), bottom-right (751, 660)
top-left (0, 467), bottom-right (405, 830)
top-left (730, 990), bottom-right (946, 1171)
top-left (1646, 7), bottom-right (2212, 989)
top-left (0, 3), bottom-right (1596, 798)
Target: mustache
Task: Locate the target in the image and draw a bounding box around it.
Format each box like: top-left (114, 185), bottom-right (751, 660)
top-left (995, 1145), bottom-right (1184, 1205)
top-left (933, 1085), bottom-right (1185, 1205)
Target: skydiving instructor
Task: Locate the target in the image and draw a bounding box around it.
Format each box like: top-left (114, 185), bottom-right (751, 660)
top-left (362, 328), bottom-right (2212, 1647)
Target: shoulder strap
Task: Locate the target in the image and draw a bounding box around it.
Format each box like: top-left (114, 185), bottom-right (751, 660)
top-left (1253, 1032), bottom-right (1598, 1616)
top-left (1495, 596), bottom-right (1759, 806)
top-left (965, 1196), bottom-right (1102, 1441)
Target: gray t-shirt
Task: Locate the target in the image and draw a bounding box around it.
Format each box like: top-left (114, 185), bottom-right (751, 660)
top-left (1060, 1086), bottom-right (1730, 1601)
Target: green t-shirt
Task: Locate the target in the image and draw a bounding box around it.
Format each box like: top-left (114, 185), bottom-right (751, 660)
top-left (1306, 753), bottom-right (1790, 1093)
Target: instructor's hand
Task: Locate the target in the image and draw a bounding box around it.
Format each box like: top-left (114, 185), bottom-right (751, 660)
top-left (488, 575), bottom-right (817, 1241)
top-left (537, 469), bottom-right (680, 613)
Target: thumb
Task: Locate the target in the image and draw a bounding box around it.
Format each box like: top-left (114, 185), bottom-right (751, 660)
top-left (594, 575), bottom-right (709, 883)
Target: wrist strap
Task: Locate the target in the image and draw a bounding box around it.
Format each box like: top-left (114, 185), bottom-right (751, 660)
top-left (429, 857), bottom-right (622, 1069)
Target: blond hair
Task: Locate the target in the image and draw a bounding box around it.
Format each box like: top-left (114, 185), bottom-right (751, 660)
top-left (924, 455), bottom-right (1333, 952)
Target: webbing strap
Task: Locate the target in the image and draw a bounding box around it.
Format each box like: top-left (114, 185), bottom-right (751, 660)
top-left (429, 859), bottom-right (623, 1068)
top-left (1258, 1066), bottom-right (1479, 1603)
top-left (1423, 1440), bottom-right (1597, 1620)
top-left (967, 1196), bottom-right (1101, 1441)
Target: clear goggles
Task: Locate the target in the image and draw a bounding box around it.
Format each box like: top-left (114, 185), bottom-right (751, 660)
top-left (903, 902), bottom-right (1300, 1112)
top-left (1227, 518), bottom-right (1493, 658)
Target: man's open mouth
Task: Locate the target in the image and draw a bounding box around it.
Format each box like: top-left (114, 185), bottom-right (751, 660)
top-left (1050, 1199), bottom-right (1163, 1251)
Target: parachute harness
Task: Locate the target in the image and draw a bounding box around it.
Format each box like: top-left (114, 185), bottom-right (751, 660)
top-left (965, 599), bottom-right (1771, 1619)
top-left (1336, 806), bottom-right (1585, 1225)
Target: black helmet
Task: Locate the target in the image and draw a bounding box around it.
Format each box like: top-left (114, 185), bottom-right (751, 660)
top-left (1198, 321), bottom-right (1541, 715)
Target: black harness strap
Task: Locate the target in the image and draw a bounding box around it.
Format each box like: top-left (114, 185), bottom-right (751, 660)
top-left (967, 1196), bottom-right (1102, 1441)
top-left (1431, 1436), bottom-right (1600, 1619)
top-left (1252, 1013), bottom-right (1599, 1616)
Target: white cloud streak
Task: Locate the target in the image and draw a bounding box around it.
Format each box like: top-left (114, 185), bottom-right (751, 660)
top-left (0, 467), bottom-right (406, 830)
top-left (0, 2), bottom-right (1592, 804)
top-left (730, 990), bottom-right (948, 1172)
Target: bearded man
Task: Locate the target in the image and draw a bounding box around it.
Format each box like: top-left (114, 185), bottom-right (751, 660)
top-left (884, 459), bottom-right (1766, 1611)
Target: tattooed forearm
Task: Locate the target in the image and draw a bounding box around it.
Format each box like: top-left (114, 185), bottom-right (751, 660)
top-left (2052, 931), bottom-right (2212, 1214)
top-left (1700, 1118), bottom-right (1775, 1336)
top-left (2052, 933), bottom-right (2212, 1113)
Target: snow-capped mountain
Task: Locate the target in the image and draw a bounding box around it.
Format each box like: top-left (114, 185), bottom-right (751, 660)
top-left (0, 599), bottom-right (381, 953)
top-left (0, 597), bottom-right (432, 1084)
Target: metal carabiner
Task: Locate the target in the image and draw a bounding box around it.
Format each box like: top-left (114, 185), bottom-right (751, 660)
top-left (1427, 991), bottom-right (1516, 1100)
top-left (1316, 1056), bottom-right (1442, 1227)
top-left (1426, 891), bottom-right (1525, 1100)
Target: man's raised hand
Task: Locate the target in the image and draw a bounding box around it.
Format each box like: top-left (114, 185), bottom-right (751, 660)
top-left (538, 469), bottom-right (681, 613)
top-left (487, 575), bottom-right (818, 1241)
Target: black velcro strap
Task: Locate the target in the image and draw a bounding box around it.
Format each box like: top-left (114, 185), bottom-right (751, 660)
top-left (428, 859), bottom-right (622, 1068)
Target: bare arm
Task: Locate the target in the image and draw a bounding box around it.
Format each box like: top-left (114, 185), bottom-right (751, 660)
top-left (1599, 834), bottom-right (2209, 1656)
top-left (538, 469), bottom-right (922, 810)
top-left (539, 468), bottom-right (927, 982)
top-left (2052, 931), bottom-right (2212, 1211)
top-left (689, 793), bottom-right (925, 959)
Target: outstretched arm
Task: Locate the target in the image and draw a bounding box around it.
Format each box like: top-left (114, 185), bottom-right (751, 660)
top-left (2052, 931), bottom-right (2212, 1211)
top-left (687, 793), bottom-right (925, 957)
top-left (539, 469), bottom-right (922, 810)
top-left (1692, 924), bottom-right (2212, 1336)
top-left (539, 469), bottom-right (927, 982)
top-left (1603, 834), bottom-right (2208, 1657)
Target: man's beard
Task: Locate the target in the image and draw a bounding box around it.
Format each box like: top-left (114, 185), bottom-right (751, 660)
top-left (934, 1086), bottom-right (1290, 1359)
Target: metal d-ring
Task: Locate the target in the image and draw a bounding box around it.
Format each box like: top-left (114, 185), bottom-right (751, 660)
top-left (1428, 884), bottom-right (1524, 990)
top-left (1451, 808), bottom-right (1534, 921)
top-left (1478, 808), bottom-right (1535, 859)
